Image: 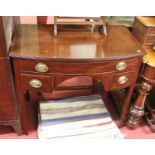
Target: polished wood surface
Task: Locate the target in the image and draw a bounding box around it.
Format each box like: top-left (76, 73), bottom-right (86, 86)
top-left (0, 17), bottom-right (7, 57)
top-left (20, 57), bottom-right (140, 74)
top-left (137, 16), bottom-right (155, 27)
top-left (0, 17), bottom-right (22, 135)
top-left (127, 58), bottom-right (155, 129)
top-left (0, 59), bottom-right (18, 120)
top-left (132, 17), bottom-right (155, 47)
top-left (0, 58), bottom-right (22, 135)
top-left (127, 16), bottom-right (155, 129)
top-left (10, 25), bottom-right (145, 60)
top-left (10, 25), bottom-right (145, 134)
top-left (127, 17), bottom-right (155, 129)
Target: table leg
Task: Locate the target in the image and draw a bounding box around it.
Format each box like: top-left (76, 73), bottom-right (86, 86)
top-left (13, 59), bottom-right (28, 134)
top-left (119, 84), bottom-right (136, 127)
top-left (127, 81), bottom-right (153, 128)
top-left (11, 120), bottom-right (22, 135)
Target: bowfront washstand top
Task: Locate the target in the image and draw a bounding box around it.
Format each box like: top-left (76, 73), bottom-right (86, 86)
top-left (9, 25), bottom-right (145, 60)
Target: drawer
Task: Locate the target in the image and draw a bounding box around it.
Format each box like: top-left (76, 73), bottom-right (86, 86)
top-left (109, 71), bottom-right (136, 90)
top-left (20, 58), bottom-right (140, 74)
top-left (20, 74), bottom-right (51, 92)
top-left (144, 36), bottom-right (155, 46)
top-left (147, 27), bottom-right (155, 35)
top-left (20, 60), bottom-right (51, 73)
top-left (52, 59), bottom-right (140, 74)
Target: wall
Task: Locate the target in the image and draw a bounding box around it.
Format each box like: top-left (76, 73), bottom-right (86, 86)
top-left (20, 16), bottom-right (54, 24)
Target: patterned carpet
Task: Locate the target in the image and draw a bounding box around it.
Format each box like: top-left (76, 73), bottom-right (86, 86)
top-left (38, 95), bottom-right (124, 139)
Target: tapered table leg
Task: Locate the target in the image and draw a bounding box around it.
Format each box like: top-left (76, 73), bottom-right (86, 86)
top-left (11, 120), bottom-right (22, 135)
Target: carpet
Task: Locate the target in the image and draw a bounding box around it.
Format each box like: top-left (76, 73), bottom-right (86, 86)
top-left (38, 95), bottom-right (125, 139)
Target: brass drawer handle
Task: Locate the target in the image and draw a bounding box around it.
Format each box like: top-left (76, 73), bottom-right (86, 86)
top-left (35, 63), bottom-right (49, 72)
top-left (116, 61), bottom-right (127, 71)
top-left (118, 76), bottom-right (128, 84)
top-left (29, 79), bottom-right (42, 88)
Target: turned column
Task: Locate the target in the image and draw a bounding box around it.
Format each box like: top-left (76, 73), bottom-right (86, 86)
top-left (127, 63), bottom-right (155, 129)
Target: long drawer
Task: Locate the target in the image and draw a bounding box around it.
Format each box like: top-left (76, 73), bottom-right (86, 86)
top-left (19, 58), bottom-right (140, 74)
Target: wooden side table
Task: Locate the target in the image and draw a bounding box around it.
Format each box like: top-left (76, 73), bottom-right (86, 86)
top-left (127, 48), bottom-right (155, 128)
top-left (9, 25), bottom-right (145, 134)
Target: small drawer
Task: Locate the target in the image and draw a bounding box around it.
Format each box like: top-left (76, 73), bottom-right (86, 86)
top-left (20, 60), bottom-right (50, 73)
top-left (109, 71), bottom-right (135, 90)
top-left (20, 74), bottom-right (51, 92)
top-left (144, 36), bottom-right (155, 45)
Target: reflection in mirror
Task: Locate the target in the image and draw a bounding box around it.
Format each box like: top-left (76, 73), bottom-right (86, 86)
top-left (70, 44), bottom-right (96, 58)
